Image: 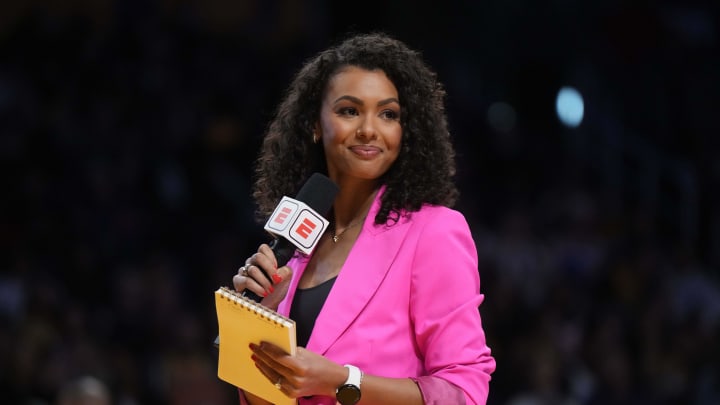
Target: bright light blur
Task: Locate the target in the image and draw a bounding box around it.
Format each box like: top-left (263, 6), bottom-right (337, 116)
top-left (556, 86), bottom-right (584, 128)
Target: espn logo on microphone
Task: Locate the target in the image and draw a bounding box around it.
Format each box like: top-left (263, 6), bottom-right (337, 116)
top-left (264, 196), bottom-right (330, 254)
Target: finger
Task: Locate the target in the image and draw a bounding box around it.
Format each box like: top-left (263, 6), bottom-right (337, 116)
top-left (258, 265), bottom-right (293, 309)
top-left (231, 265), bottom-right (253, 291)
top-left (258, 243), bottom-right (278, 269)
top-left (251, 344), bottom-right (298, 390)
top-left (251, 342), bottom-right (295, 373)
top-left (260, 341), bottom-right (290, 356)
top-left (242, 248), bottom-right (274, 290)
top-left (252, 355), bottom-right (283, 388)
top-left (271, 265), bottom-right (292, 285)
top-left (232, 267), bottom-right (268, 298)
top-left (258, 342), bottom-right (304, 382)
top-left (249, 264), bottom-right (277, 293)
top-left (253, 245), bottom-right (279, 283)
top-left (253, 363), bottom-right (295, 398)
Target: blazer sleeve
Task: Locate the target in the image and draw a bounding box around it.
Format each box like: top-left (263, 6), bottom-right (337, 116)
top-left (409, 207), bottom-right (496, 404)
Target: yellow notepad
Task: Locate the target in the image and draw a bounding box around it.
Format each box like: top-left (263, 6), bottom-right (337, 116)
top-left (215, 287), bottom-right (297, 405)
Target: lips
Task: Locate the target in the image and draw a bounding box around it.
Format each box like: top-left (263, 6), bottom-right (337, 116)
top-left (349, 145), bottom-right (381, 158)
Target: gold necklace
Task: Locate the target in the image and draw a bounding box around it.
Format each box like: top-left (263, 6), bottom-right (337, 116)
top-left (331, 216), bottom-right (366, 243)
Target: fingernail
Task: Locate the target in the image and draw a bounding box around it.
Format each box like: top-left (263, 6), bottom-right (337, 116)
top-left (272, 274), bottom-right (283, 284)
top-left (262, 291), bottom-right (268, 297)
top-left (268, 286), bottom-right (275, 293)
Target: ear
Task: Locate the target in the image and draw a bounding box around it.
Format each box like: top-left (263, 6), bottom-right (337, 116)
top-left (312, 122), bottom-right (322, 143)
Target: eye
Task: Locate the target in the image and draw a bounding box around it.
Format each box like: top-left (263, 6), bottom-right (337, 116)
top-left (337, 107), bottom-right (359, 116)
top-left (380, 109), bottom-right (399, 120)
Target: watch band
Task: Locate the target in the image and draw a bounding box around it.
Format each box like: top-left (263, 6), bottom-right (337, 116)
top-left (343, 364), bottom-right (362, 388)
top-left (336, 364), bottom-right (363, 405)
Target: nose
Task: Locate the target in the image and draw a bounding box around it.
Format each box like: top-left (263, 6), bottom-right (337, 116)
top-left (356, 118), bottom-right (377, 140)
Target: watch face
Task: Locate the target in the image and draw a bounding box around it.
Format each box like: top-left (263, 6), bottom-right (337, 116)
top-left (336, 384), bottom-right (361, 404)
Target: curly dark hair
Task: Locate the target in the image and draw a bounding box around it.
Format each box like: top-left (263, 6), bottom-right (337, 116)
top-left (252, 32), bottom-right (459, 225)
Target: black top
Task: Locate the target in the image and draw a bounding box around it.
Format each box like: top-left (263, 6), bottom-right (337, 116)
top-left (290, 276), bottom-right (337, 347)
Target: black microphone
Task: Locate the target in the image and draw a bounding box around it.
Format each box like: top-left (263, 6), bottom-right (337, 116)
top-left (243, 173), bottom-right (338, 301)
top-left (214, 173), bottom-right (338, 349)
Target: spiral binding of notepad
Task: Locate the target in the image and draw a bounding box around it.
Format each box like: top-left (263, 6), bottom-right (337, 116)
top-left (217, 287), bottom-right (294, 328)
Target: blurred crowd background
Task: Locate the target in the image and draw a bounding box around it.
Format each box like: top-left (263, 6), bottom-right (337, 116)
top-left (1, 1), bottom-right (719, 404)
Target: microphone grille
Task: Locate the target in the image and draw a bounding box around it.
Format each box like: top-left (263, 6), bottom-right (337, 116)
top-left (295, 173), bottom-right (339, 216)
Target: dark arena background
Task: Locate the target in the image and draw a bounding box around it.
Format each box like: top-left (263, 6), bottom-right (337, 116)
top-left (1, 1), bottom-right (719, 404)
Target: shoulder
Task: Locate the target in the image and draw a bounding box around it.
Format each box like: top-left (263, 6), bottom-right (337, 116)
top-left (397, 204), bottom-right (477, 263)
top-left (406, 204), bottom-right (471, 234)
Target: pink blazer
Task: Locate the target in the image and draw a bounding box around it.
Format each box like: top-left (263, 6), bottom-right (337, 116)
top-left (274, 190), bottom-right (495, 404)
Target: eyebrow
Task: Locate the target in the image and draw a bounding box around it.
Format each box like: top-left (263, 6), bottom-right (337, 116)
top-left (333, 95), bottom-right (400, 107)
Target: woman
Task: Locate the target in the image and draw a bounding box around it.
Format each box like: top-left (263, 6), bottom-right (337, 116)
top-left (233, 32), bottom-right (495, 405)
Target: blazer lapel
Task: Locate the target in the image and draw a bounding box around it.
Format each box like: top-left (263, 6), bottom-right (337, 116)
top-left (306, 197), bottom-right (412, 355)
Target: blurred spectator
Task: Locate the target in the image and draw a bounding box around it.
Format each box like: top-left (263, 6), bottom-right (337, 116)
top-left (56, 376), bottom-right (111, 405)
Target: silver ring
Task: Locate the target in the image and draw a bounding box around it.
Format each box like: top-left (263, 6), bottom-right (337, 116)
top-left (274, 377), bottom-right (282, 389)
top-left (241, 266), bottom-right (249, 277)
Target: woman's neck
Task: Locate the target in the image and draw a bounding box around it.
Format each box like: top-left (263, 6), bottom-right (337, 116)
top-left (331, 183), bottom-right (379, 229)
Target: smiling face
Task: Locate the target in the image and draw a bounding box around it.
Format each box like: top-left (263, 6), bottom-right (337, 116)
top-left (316, 66), bottom-right (403, 185)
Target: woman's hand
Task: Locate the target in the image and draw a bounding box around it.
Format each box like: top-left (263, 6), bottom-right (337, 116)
top-left (233, 243), bottom-right (293, 310)
top-left (250, 342), bottom-right (348, 399)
